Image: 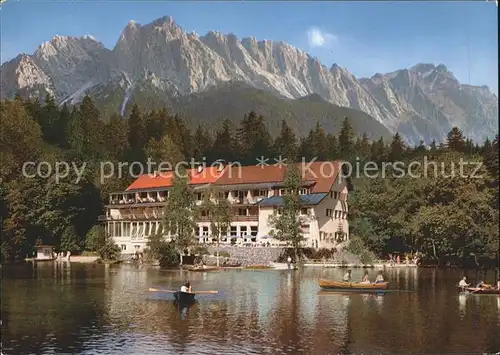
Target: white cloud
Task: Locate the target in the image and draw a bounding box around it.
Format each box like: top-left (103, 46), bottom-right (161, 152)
top-left (307, 27), bottom-right (337, 48)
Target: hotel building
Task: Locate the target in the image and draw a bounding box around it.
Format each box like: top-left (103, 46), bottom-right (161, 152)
top-left (100, 161), bottom-right (349, 255)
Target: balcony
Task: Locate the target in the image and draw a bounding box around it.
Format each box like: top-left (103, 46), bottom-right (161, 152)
top-left (98, 213), bottom-right (166, 221)
top-left (198, 215), bottom-right (259, 222)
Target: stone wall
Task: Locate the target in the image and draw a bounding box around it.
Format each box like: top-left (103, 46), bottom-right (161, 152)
top-left (206, 246), bottom-right (284, 266)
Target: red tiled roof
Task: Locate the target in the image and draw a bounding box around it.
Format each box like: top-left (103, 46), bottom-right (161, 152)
top-left (125, 161), bottom-right (341, 193)
top-left (126, 166), bottom-right (226, 191)
top-left (214, 161), bottom-right (341, 193)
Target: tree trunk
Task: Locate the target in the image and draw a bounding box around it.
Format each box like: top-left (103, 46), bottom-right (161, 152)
top-left (216, 238), bottom-right (220, 268)
top-left (179, 252), bottom-right (183, 266)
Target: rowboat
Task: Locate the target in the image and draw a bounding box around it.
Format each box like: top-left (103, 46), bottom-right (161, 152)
top-left (318, 279), bottom-right (389, 291)
top-left (464, 287), bottom-right (500, 295)
top-left (173, 291), bottom-right (196, 304)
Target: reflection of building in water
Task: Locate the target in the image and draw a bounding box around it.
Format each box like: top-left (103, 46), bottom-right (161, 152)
top-left (313, 293), bottom-right (350, 354)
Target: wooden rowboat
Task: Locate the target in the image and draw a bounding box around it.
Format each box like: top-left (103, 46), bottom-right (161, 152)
top-left (173, 291), bottom-right (196, 303)
top-left (318, 279), bottom-right (389, 291)
top-left (464, 287), bottom-right (500, 295)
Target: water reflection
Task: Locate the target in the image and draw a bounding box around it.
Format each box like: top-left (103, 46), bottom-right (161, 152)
top-left (1, 264), bottom-right (499, 354)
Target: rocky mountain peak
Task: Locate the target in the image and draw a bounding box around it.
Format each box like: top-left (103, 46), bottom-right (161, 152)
top-left (0, 14), bottom-right (496, 146)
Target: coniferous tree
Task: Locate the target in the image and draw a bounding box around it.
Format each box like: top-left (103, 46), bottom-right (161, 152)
top-left (338, 117), bottom-right (355, 161)
top-left (192, 124), bottom-right (213, 163)
top-left (105, 113), bottom-right (129, 161)
top-left (388, 132), bottom-right (405, 162)
top-left (212, 119), bottom-right (239, 163)
top-left (238, 111), bottom-right (272, 164)
top-left (311, 122), bottom-right (328, 161)
top-left (357, 133), bottom-right (371, 161)
top-left (144, 134), bottom-right (184, 171)
top-left (446, 127), bottom-right (466, 152)
top-left (127, 104), bottom-right (148, 161)
top-left (273, 120), bottom-right (298, 161)
top-left (370, 137), bottom-right (387, 164)
top-left (326, 133), bottom-right (340, 161)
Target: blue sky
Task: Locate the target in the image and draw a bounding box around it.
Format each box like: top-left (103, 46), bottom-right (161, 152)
top-left (1, 1), bottom-right (498, 93)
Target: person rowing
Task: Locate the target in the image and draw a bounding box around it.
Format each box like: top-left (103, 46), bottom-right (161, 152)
top-left (180, 281), bottom-right (192, 293)
top-left (360, 270), bottom-right (371, 284)
top-left (458, 276), bottom-right (470, 290)
top-left (375, 270), bottom-right (385, 284)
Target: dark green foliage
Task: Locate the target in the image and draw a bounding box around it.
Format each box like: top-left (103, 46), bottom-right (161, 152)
top-left (99, 238), bottom-right (121, 261)
top-left (0, 95), bottom-right (497, 269)
top-left (268, 163), bottom-right (306, 261)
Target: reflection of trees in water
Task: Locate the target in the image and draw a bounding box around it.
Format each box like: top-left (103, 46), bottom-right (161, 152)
top-left (1, 263), bottom-right (107, 354)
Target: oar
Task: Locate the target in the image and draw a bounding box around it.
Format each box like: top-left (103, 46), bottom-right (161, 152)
top-left (148, 288), bottom-right (218, 294)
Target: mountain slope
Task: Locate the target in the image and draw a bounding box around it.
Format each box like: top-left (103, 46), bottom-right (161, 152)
top-left (168, 82), bottom-right (392, 139)
top-left (0, 15), bottom-right (497, 145)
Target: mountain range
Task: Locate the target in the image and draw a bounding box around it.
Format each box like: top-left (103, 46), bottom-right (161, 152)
top-left (1, 15), bottom-right (497, 145)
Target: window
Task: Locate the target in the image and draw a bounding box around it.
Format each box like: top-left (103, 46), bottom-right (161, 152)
top-left (279, 189), bottom-right (286, 196)
top-left (144, 223), bottom-right (150, 237)
top-left (196, 193), bottom-right (203, 201)
top-left (202, 226), bottom-right (209, 236)
top-left (238, 208), bottom-right (247, 216)
top-left (201, 210), bottom-right (208, 217)
top-left (342, 212), bottom-right (347, 219)
top-left (301, 224), bottom-right (310, 234)
top-left (230, 226), bottom-right (237, 237)
top-left (120, 244), bottom-right (126, 251)
top-left (301, 208), bottom-right (309, 215)
top-left (259, 190), bottom-right (268, 197)
top-left (251, 226), bottom-right (258, 236)
top-left (299, 188), bottom-right (308, 195)
top-left (238, 191), bottom-right (245, 199)
top-left (240, 226), bottom-right (248, 236)
top-left (326, 208), bottom-right (333, 217)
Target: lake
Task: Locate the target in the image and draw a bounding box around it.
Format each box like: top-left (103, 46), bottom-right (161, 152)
top-left (1, 263), bottom-right (499, 354)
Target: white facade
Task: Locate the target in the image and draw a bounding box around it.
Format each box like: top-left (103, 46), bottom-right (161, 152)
top-left (103, 169), bottom-right (349, 254)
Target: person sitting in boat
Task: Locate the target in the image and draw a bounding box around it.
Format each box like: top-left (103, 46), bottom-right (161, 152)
top-left (458, 277), bottom-right (470, 289)
top-left (180, 281), bottom-right (192, 293)
top-left (476, 281), bottom-right (485, 289)
top-left (375, 271), bottom-right (385, 284)
top-left (360, 271), bottom-right (371, 284)
top-left (343, 269), bottom-right (352, 282)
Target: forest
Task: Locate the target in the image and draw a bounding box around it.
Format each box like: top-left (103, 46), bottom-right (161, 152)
top-left (1, 94), bottom-right (498, 267)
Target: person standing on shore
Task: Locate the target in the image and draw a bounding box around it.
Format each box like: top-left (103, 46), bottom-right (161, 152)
top-left (287, 256), bottom-right (292, 269)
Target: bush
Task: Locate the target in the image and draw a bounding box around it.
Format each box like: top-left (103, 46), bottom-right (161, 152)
top-left (218, 251), bottom-right (230, 258)
top-left (144, 233), bottom-right (179, 267)
top-left (99, 239), bottom-right (121, 261)
top-left (346, 236), bottom-right (376, 265)
top-left (85, 225), bottom-right (105, 252)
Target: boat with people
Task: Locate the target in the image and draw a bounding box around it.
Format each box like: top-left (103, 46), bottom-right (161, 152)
top-left (173, 290), bottom-right (197, 303)
top-left (457, 277), bottom-right (500, 295)
top-left (463, 287), bottom-right (500, 295)
top-left (318, 279), bottom-right (389, 291)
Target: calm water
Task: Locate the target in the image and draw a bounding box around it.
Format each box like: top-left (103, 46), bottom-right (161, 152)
top-left (1, 263), bottom-right (499, 354)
